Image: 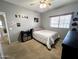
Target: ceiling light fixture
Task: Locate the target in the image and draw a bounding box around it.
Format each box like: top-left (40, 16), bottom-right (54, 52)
top-left (40, 0), bottom-right (51, 8)
top-left (40, 3), bottom-right (47, 8)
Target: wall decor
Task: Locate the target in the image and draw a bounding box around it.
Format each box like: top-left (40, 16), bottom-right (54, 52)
top-left (15, 14), bottom-right (18, 18)
top-left (15, 14), bottom-right (28, 19)
top-left (72, 22), bottom-right (77, 26)
top-left (17, 23), bottom-right (21, 27)
top-left (22, 16), bottom-right (28, 19)
top-left (73, 18), bottom-right (78, 21)
top-left (34, 18), bottom-right (39, 22)
top-left (71, 12), bottom-right (78, 31)
top-left (18, 15), bottom-right (21, 18)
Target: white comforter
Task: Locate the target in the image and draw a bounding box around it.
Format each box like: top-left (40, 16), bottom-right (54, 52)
top-left (33, 30), bottom-right (59, 49)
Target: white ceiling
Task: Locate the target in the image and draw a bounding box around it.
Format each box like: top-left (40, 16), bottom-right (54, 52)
top-left (4, 0), bottom-right (77, 13)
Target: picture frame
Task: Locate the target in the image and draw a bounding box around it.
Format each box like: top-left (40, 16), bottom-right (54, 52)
top-left (34, 18), bottom-right (39, 22)
top-left (17, 23), bottom-right (21, 27)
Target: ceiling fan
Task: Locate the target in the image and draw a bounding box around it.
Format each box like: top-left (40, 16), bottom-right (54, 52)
top-left (29, 0), bottom-right (52, 8)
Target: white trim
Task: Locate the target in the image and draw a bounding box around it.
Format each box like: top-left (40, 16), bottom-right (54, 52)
top-left (0, 12), bottom-right (11, 44)
top-left (0, 32), bottom-right (5, 59)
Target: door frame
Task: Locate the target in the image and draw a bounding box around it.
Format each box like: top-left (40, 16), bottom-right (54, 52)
top-left (0, 12), bottom-right (11, 44)
top-left (0, 32), bottom-right (5, 59)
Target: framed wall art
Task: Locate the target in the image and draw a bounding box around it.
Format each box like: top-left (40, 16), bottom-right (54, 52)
top-left (34, 18), bottom-right (39, 22)
top-left (17, 23), bottom-right (21, 27)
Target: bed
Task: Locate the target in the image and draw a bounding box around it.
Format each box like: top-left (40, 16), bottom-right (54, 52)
top-left (33, 29), bottom-right (60, 49)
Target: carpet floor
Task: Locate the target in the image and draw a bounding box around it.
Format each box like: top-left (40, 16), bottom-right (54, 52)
top-left (2, 37), bottom-right (62, 59)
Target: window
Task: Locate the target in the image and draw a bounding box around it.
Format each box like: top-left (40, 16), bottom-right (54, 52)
top-left (0, 20), bottom-right (3, 28)
top-left (50, 14), bottom-right (72, 28)
top-left (50, 17), bottom-right (59, 27)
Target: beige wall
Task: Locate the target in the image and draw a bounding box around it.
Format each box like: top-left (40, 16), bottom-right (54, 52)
top-left (0, 0), bottom-right (40, 42)
top-left (40, 2), bottom-right (78, 39)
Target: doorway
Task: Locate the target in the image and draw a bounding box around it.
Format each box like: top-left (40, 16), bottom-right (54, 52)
top-left (0, 12), bottom-right (10, 44)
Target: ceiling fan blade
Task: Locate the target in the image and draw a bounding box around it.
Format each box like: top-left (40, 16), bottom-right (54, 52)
top-left (29, 0), bottom-right (52, 6)
top-left (29, 0), bottom-right (40, 6)
top-left (48, 3), bottom-right (52, 5)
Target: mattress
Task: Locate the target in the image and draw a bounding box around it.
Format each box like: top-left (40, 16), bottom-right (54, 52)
top-left (33, 30), bottom-right (59, 49)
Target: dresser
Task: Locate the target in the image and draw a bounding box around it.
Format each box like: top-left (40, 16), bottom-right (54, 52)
top-left (61, 30), bottom-right (78, 59)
